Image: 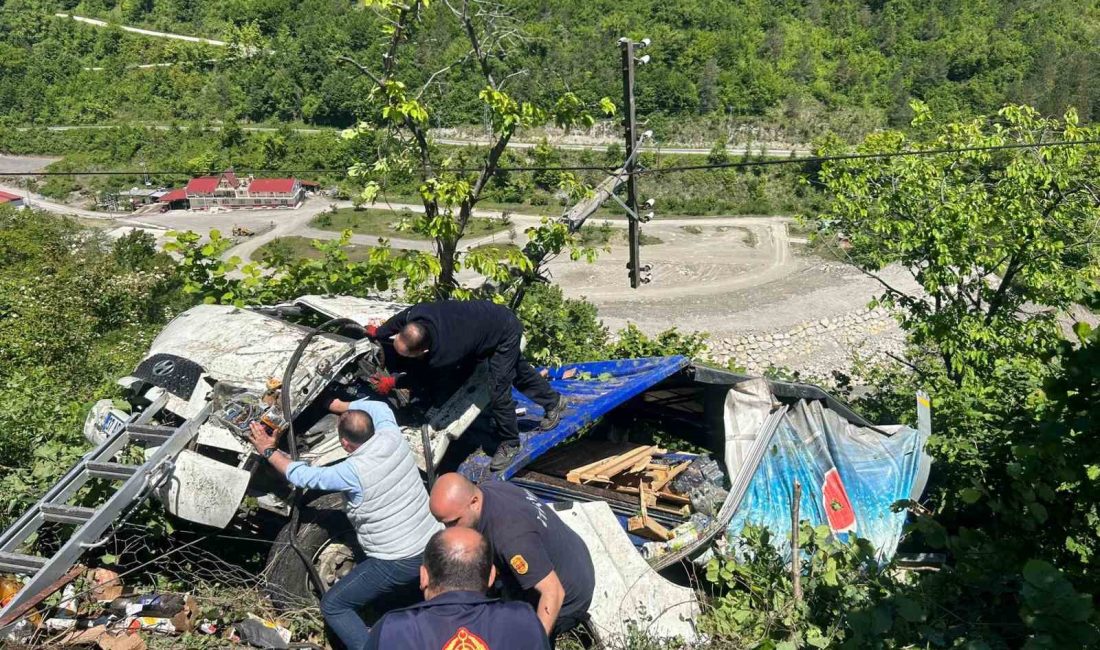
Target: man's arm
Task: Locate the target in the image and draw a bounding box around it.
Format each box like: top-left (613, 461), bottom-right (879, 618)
top-left (531, 571), bottom-right (566, 636)
top-left (373, 307), bottom-right (411, 340)
top-left (248, 423), bottom-right (363, 503)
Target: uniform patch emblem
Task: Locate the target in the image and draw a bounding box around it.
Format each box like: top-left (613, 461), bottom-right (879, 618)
top-left (442, 626), bottom-right (489, 650)
top-left (509, 554), bottom-right (529, 575)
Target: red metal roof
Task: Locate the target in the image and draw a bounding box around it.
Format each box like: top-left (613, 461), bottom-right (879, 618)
top-left (158, 188), bottom-right (188, 203)
top-left (248, 178), bottom-right (298, 194)
top-left (185, 177), bottom-right (220, 195)
top-left (222, 170), bottom-right (240, 188)
top-left (0, 190), bottom-right (21, 203)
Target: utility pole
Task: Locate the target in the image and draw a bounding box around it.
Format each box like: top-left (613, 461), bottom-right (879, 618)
top-left (619, 37), bottom-right (652, 288)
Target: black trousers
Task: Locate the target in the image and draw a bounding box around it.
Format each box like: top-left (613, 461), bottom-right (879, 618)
top-left (487, 329), bottom-right (559, 444)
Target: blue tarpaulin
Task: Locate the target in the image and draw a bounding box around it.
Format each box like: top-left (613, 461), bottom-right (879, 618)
top-left (726, 399), bottom-right (929, 561)
top-left (459, 356), bottom-right (691, 482)
top-left (457, 355), bottom-right (929, 562)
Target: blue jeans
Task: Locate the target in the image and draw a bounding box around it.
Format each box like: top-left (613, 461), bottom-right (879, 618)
top-left (321, 553), bottom-right (422, 650)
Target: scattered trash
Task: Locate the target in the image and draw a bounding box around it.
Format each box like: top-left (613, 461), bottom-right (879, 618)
top-left (88, 568), bottom-right (124, 603)
top-left (640, 513), bottom-right (712, 560)
top-left (670, 454), bottom-right (726, 495)
top-left (233, 613), bottom-right (292, 649)
top-left (125, 616), bottom-right (176, 634)
top-left (197, 619), bottom-right (219, 635)
top-left (109, 593), bottom-right (186, 618)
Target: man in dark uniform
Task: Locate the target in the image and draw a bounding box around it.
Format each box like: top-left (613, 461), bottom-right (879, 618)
top-left (368, 299), bottom-right (568, 470)
top-left (365, 527), bottom-right (548, 650)
top-left (429, 473), bottom-right (594, 644)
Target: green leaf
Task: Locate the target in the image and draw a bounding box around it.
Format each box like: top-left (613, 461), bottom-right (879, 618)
top-left (960, 487), bottom-right (983, 504)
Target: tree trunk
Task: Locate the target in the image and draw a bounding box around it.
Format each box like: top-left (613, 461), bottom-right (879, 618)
top-left (436, 238), bottom-right (459, 297)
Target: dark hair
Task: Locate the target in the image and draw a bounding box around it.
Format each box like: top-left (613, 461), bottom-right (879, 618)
top-left (338, 410), bottom-right (375, 445)
top-left (400, 322), bottom-right (431, 354)
top-left (423, 529), bottom-right (492, 594)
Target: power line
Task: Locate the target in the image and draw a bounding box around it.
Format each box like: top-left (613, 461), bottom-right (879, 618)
top-left (637, 138), bottom-right (1100, 176)
top-left (0, 164), bottom-right (616, 177)
top-left (0, 138), bottom-right (1096, 178)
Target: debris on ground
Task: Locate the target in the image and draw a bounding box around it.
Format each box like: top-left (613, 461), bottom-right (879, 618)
top-left (231, 613), bottom-right (292, 649)
top-left (1, 565), bottom-right (311, 649)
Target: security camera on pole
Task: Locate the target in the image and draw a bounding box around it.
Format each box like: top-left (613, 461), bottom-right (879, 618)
top-left (619, 36), bottom-right (653, 288)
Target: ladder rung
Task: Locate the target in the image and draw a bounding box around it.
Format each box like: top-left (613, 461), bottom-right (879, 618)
top-left (126, 423), bottom-right (176, 444)
top-left (86, 462), bottom-right (138, 481)
top-left (0, 551), bottom-right (47, 575)
top-left (40, 504), bottom-right (97, 525)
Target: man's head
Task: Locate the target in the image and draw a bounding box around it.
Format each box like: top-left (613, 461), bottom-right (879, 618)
top-left (337, 410), bottom-right (374, 453)
top-left (393, 322), bottom-right (430, 359)
top-left (419, 527), bottom-right (496, 600)
top-left (429, 473), bottom-right (483, 529)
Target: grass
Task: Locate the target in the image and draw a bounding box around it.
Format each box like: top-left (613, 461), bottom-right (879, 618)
top-left (311, 207), bottom-right (509, 240)
top-left (470, 242), bottom-right (522, 257)
top-left (576, 221), bottom-right (664, 247)
top-left (253, 236), bottom-right (379, 262)
top-left (718, 226), bottom-right (759, 248)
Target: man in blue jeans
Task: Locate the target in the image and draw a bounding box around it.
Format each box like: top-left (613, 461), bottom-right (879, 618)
top-left (249, 398), bottom-right (441, 649)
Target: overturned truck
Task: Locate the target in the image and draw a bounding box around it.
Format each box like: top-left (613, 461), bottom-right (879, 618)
top-left (0, 295), bottom-right (931, 643)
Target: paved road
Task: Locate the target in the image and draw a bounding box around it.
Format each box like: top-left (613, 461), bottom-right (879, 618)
top-left (0, 182), bottom-right (126, 220)
top-left (24, 125), bottom-right (809, 157)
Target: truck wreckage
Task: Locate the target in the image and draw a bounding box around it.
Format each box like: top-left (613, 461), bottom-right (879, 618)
top-left (0, 295), bottom-right (932, 644)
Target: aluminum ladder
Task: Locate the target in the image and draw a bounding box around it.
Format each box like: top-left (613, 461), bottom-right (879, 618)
top-left (0, 398), bottom-right (211, 627)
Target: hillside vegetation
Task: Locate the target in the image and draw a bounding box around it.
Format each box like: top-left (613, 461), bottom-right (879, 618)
top-left (1, 0), bottom-right (1095, 142)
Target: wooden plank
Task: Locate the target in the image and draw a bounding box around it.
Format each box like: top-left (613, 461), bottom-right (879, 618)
top-left (588, 445), bottom-right (654, 478)
top-left (566, 448), bottom-right (638, 483)
top-left (566, 448), bottom-right (636, 483)
top-left (628, 514), bottom-right (672, 541)
top-left (628, 455), bottom-right (653, 474)
top-left (617, 485), bottom-right (692, 505)
top-left (594, 445), bottom-right (664, 481)
top-left (651, 460), bottom-right (692, 492)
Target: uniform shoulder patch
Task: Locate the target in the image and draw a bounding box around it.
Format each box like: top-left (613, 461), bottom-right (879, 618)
top-left (509, 554), bottom-right (529, 575)
top-left (442, 626), bottom-right (489, 650)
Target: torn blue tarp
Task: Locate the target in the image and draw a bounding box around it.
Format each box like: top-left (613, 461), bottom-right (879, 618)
top-left (459, 355), bottom-right (691, 482)
top-left (726, 398), bottom-right (930, 561)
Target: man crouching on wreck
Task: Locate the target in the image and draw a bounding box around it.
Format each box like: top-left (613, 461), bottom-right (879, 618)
top-left (248, 398), bottom-right (441, 648)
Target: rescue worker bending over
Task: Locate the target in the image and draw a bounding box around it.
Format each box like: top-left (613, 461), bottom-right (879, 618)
top-left (248, 399), bottom-right (441, 650)
top-left (365, 527), bottom-right (549, 650)
top-left (429, 473), bottom-right (594, 644)
top-left (368, 299), bottom-right (568, 471)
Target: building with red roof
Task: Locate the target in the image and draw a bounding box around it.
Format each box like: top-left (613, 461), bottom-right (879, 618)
top-left (181, 170), bottom-right (305, 210)
top-left (0, 190), bottom-right (26, 209)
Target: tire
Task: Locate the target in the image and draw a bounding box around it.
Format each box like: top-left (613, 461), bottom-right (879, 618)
top-left (263, 492), bottom-right (362, 611)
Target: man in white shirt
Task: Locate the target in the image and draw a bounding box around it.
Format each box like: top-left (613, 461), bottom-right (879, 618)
top-left (249, 398), bottom-right (441, 650)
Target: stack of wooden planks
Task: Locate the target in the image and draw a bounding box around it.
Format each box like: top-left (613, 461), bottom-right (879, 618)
top-left (565, 445), bottom-right (697, 535)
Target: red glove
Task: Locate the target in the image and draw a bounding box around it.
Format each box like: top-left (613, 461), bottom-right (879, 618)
top-left (364, 324), bottom-right (379, 338)
top-left (368, 373), bottom-right (396, 395)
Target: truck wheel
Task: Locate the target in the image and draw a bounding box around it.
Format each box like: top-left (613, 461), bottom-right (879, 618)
top-left (263, 493), bottom-right (363, 610)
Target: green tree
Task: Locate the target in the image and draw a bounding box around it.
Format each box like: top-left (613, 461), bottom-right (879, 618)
top-left (339, 0), bottom-right (613, 296)
top-left (814, 103), bottom-right (1100, 384)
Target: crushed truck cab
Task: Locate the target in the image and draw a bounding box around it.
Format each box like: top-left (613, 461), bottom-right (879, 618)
top-left (83, 295), bottom-right (491, 528)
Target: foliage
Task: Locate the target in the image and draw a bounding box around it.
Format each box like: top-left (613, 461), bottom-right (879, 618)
top-left (514, 284), bottom-right (609, 366)
top-left (704, 524), bottom-right (903, 649)
top-left (340, 0), bottom-right (614, 294)
top-left (0, 0), bottom-right (1095, 140)
top-left (0, 207), bottom-right (181, 524)
top-left (814, 104), bottom-right (1100, 384)
top-left (608, 322), bottom-right (709, 360)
